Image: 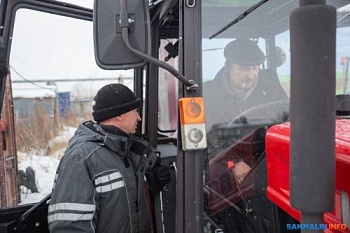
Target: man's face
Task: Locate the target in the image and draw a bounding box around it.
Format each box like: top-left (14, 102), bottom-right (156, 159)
top-left (227, 63), bottom-right (260, 95)
top-left (117, 109), bottom-right (141, 135)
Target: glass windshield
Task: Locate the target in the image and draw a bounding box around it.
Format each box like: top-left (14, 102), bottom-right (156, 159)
top-left (202, 1), bottom-right (350, 232)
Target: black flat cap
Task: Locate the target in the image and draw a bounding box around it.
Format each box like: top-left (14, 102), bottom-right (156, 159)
top-left (224, 38), bottom-right (266, 66)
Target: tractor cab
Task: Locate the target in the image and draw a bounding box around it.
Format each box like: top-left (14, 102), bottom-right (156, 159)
top-left (0, 0), bottom-right (350, 232)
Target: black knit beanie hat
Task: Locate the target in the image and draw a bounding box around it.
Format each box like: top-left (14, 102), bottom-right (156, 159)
top-left (224, 38), bottom-right (266, 66)
top-left (92, 84), bottom-right (142, 122)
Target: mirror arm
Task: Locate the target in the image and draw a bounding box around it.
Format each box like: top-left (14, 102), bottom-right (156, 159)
top-left (119, 0), bottom-right (197, 90)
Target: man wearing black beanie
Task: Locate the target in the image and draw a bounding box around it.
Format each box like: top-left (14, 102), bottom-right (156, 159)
top-left (49, 83), bottom-right (171, 233)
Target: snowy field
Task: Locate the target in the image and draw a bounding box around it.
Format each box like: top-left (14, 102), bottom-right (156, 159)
top-left (18, 126), bottom-right (76, 204)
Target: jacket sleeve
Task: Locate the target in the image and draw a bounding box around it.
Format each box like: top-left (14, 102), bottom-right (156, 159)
top-left (48, 152), bottom-right (97, 233)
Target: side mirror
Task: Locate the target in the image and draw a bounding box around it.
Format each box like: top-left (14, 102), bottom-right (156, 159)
top-left (93, 0), bottom-right (151, 69)
top-left (275, 46), bottom-right (286, 67)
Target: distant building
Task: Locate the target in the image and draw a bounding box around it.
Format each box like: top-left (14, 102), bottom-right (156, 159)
top-left (12, 88), bottom-right (57, 123)
top-left (13, 96), bottom-right (56, 123)
top-left (70, 98), bottom-right (93, 117)
top-left (13, 88), bottom-right (93, 125)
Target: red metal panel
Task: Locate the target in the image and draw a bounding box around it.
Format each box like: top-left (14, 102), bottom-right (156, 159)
top-left (266, 120), bottom-right (350, 232)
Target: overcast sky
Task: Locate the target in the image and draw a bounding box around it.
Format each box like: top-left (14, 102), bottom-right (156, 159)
top-left (9, 3), bottom-right (133, 98)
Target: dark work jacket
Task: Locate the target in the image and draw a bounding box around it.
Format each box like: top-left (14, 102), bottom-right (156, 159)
top-left (48, 121), bottom-right (157, 233)
top-left (204, 67), bottom-right (289, 131)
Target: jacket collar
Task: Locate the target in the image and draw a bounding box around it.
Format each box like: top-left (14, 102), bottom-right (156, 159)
top-left (82, 121), bottom-right (132, 155)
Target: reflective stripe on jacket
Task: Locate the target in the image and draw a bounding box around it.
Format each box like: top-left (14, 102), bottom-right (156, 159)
top-left (48, 121), bottom-right (155, 233)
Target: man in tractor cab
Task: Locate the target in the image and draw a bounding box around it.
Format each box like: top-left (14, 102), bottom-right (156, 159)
top-left (204, 37), bottom-right (289, 177)
top-left (204, 38), bottom-right (289, 131)
top-left (203, 38), bottom-right (289, 232)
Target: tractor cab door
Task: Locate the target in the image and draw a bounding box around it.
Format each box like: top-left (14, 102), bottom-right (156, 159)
top-left (0, 1), bottom-right (130, 232)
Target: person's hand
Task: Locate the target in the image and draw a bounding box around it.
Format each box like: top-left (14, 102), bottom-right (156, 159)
top-left (232, 161), bottom-right (251, 184)
top-left (146, 157), bottom-right (171, 195)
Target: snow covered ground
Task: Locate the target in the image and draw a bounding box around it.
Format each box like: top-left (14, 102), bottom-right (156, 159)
top-left (18, 126), bottom-right (76, 204)
top-left (18, 153), bottom-right (60, 204)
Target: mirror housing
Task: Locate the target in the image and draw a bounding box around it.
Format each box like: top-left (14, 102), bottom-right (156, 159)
top-left (275, 46), bottom-right (286, 67)
top-left (93, 0), bottom-right (151, 69)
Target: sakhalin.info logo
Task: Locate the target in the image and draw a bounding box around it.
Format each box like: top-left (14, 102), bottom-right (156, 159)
top-left (286, 223), bottom-right (348, 230)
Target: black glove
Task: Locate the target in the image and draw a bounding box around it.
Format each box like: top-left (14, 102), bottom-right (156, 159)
top-left (146, 157), bottom-right (171, 195)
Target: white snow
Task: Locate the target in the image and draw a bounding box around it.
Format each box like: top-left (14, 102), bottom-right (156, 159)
top-left (18, 126), bottom-right (76, 204)
top-left (18, 153), bottom-right (59, 204)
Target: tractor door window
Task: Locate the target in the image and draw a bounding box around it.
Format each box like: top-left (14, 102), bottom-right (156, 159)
top-left (201, 1), bottom-right (290, 232)
top-left (337, 26), bottom-right (350, 94)
top-left (9, 8), bottom-right (131, 205)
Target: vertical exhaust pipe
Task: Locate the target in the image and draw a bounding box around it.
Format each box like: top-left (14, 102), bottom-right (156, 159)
top-left (290, 1), bottom-right (336, 232)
